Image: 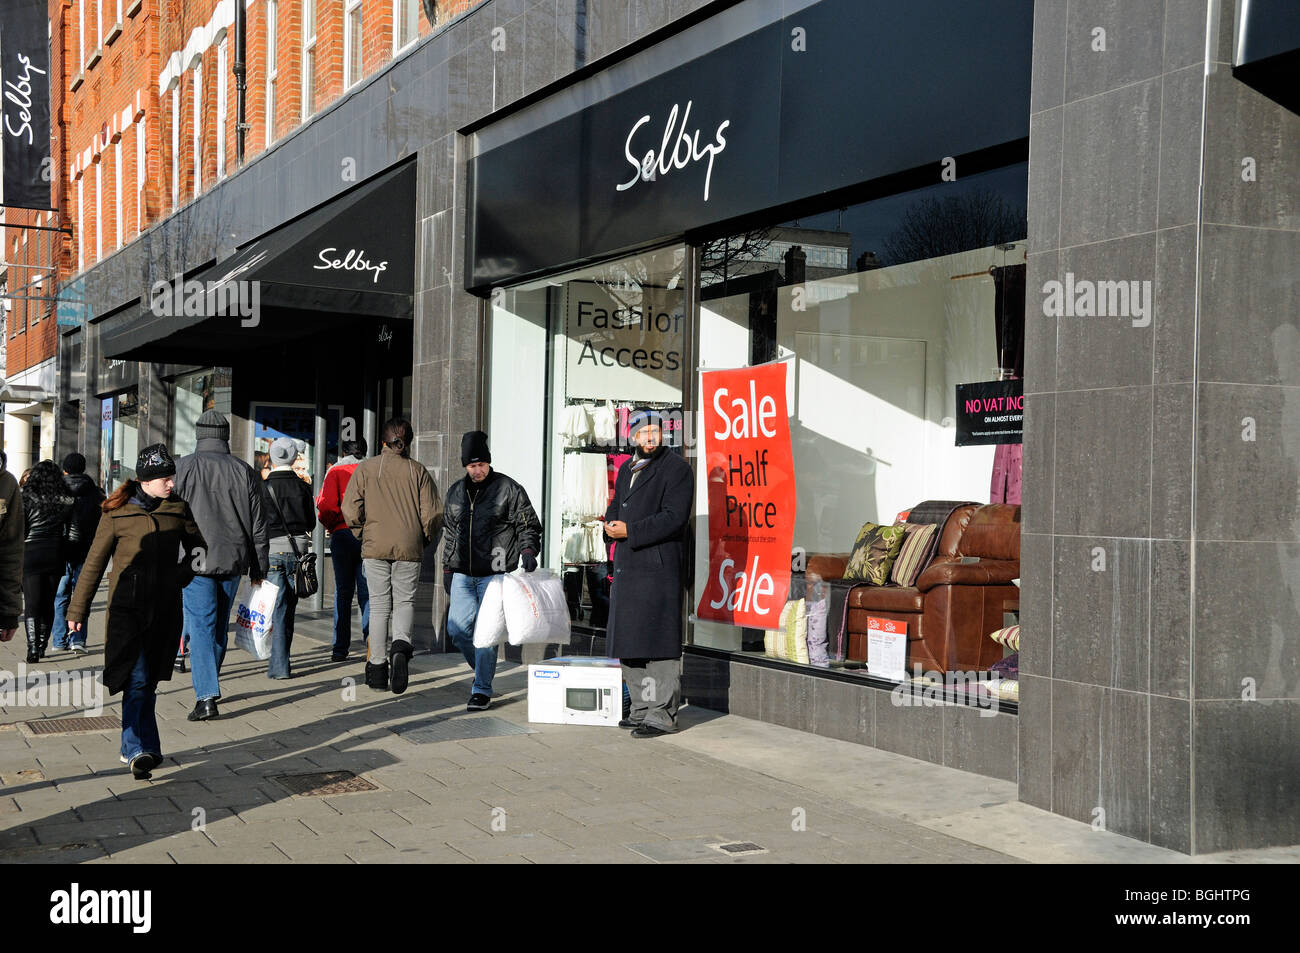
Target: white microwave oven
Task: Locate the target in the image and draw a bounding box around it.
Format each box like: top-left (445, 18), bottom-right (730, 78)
top-left (527, 660), bottom-right (622, 727)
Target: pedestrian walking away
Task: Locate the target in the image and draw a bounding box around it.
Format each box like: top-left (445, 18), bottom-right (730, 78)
top-left (341, 419), bottom-right (441, 694)
top-left (0, 450), bottom-right (24, 645)
top-left (442, 430), bottom-right (543, 712)
top-left (316, 437), bottom-right (370, 661)
top-left (66, 445), bottom-right (205, 780)
top-left (20, 460), bottom-right (77, 663)
top-left (51, 452), bottom-right (105, 654)
top-left (603, 409), bottom-right (694, 737)
top-left (173, 410), bottom-right (270, 722)
top-left (261, 437), bottom-right (317, 679)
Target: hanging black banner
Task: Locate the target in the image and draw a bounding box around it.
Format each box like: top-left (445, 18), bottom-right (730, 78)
top-left (1, 0), bottom-right (53, 210)
top-left (955, 379), bottom-right (1023, 447)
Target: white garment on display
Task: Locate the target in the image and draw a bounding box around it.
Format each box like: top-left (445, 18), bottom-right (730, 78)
top-left (591, 401), bottom-right (617, 445)
top-left (562, 452), bottom-right (608, 521)
top-left (562, 524), bottom-right (590, 563)
top-left (559, 404), bottom-right (593, 448)
top-left (584, 520), bottom-right (606, 563)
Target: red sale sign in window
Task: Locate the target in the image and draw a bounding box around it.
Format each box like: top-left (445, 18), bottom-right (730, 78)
top-left (867, 616), bottom-right (908, 681)
top-left (695, 362), bottom-right (797, 630)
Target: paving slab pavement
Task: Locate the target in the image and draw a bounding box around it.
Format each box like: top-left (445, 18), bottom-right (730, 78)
top-left (4, 601), bottom-right (1298, 865)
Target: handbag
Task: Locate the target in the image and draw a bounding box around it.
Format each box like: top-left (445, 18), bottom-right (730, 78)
top-left (265, 483), bottom-right (319, 598)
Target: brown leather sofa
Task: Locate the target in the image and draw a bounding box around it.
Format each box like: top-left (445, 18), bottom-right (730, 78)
top-left (806, 503), bottom-right (1021, 673)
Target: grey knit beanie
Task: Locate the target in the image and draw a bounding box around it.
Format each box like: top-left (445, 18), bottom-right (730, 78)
top-left (196, 410), bottom-right (230, 441)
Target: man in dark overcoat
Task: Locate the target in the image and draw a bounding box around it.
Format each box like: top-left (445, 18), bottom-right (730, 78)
top-left (604, 408), bottom-right (693, 737)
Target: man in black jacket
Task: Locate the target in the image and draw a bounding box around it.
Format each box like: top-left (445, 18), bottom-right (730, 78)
top-left (604, 409), bottom-right (694, 737)
top-left (441, 431), bottom-right (542, 711)
top-left (52, 453), bottom-right (105, 654)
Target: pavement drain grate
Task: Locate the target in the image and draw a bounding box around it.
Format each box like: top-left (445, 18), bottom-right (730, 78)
top-left (20, 716), bottom-right (121, 737)
top-left (270, 770), bottom-right (381, 797)
top-left (391, 716), bottom-right (537, 744)
top-left (713, 841), bottom-right (767, 856)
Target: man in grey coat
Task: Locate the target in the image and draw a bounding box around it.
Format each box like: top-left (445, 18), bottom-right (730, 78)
top-left (174, 411), bottom-right (270, 721)
top-left (604, 408), bottom-right (694, 737)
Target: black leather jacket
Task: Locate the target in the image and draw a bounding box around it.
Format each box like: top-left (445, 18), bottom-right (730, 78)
top-left (64, 473), bottom-right (106, 562)
top-left (442, 469), bottom-right (542, 576)
top-left (23, 493), bottom-right (75, 546)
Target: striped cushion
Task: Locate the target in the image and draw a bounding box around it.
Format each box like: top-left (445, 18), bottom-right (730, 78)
top-left (889, 522), bottom-right (939, 587)
top-left (989, 625), bottom-right (1020, 651)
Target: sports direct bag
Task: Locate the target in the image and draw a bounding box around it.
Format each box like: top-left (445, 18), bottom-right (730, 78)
top-left (234, 579), bottom-right (279, 659)
top-left (502, 569), bottom-right (571, 646)
top-left (472, 576), bottom-right (508, 649)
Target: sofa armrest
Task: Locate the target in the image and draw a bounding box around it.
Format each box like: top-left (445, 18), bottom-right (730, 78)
top-left (806, 553), bottom-right (851, 581)
top-left (916, 558), bottom-right (1020, 592)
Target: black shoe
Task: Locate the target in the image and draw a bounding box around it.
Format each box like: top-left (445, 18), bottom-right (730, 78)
top-left (390, 641), bottom-right (412, 695)
top-left (618, 718), bottom-right (642, 729)
top-left (187, 699), bottom-right (219, 722)
top-left (174, 655), bottom-right (187, 673)
top-left (364, 661), bottom-right (389, 691)
top-left (129, 754), bottom-right (153, 780)
top-left (331, 651), bottom-right (348, 662)
top-left (630, 723), bottom-right (676, 738)
top-left (466, 693), bottom-right (491, 711)
top-left (35, 619), bottom-right (51, 659)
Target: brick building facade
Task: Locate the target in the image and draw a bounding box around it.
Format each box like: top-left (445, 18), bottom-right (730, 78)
top-left (4, 0), bottom-right (481, 470)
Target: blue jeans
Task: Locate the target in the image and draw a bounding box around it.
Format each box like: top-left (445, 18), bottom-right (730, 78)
top-left (447, 573), bottom-right (499, 697)
top-left (121, 648), bottom-right (161, 761)
top-left (52, 562), bottom-right (84, 649)
top-left (266, 554), bottom-right (300, 679)
top-left (182, 574), bottom-right (241, 702)
top-left (330, 529), bottom-right (369, 655)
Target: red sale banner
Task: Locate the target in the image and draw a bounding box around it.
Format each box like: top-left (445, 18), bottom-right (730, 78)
top-left (696, 362), bottom-right (797, 629)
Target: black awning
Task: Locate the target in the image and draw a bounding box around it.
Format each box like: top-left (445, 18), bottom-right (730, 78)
top-left (1234, 0), bottom-right (1300, 113)
top-left (99, 161), bottom-right (416, 361)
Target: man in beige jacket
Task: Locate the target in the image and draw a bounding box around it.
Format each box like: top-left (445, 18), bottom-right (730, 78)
top-left (341, 418), bottom-right (441, 694)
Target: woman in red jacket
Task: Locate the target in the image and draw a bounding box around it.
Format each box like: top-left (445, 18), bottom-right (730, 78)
top-left (316, 438), bottom-right (370, 660)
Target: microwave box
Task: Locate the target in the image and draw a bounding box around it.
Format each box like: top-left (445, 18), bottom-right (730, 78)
top-left (527, 657), bottom-right (622, 727)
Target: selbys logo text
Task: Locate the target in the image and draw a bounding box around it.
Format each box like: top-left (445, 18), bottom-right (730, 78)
top-left (617, 101), bottom-right (729, 202)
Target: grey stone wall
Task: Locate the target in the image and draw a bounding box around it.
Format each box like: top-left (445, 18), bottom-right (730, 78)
top-left (1022, 0), bottom-right (1300, 853)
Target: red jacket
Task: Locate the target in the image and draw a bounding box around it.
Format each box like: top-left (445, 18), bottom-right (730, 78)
top-left (317, 460), bottom-right (360, 533)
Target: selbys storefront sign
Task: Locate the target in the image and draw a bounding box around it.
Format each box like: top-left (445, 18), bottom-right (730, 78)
top-left (617, 101), bottom-right (730, 202)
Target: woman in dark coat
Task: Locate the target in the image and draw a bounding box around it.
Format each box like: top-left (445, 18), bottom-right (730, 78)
top-left (603, 409), bottom-right (694, 736)
top-left (21, 460), bottom-right (76, 662)
top-left (67, 445), bottom-right (205, 780)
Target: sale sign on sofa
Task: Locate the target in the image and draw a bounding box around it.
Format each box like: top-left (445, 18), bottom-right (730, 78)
top-left (696, 361), bottom-right (796, 629)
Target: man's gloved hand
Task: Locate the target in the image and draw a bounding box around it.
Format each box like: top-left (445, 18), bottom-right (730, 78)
top-left (443, 569), bottom-right (453, 595)
top-left (521, 550), bottom-right (537, 573)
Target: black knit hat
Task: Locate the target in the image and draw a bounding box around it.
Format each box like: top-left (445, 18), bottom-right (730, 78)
top-left (460, 430), bottom-right (491, 466)
top-left (136, 444), bottom-right (177, 481)
top-left (62, 452), bottom-right (87, 474)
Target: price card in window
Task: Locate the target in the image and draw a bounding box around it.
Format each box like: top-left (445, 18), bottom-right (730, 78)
top-left (867, 617), bottom-right (908, 681)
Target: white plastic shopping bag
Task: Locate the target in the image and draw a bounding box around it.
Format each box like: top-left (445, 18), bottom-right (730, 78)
top-left (234, 578), bottom-right (279, 660)
top-left (471, 575), bottom-right (508, 648)
top-left (502, 568), bottom-right (571, 646)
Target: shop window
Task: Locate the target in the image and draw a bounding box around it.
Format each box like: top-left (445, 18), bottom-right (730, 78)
top-left (104, 388), bottom-right (139, 491)
top-left (171, 367), bottom-right (233, 454)
top-left (693, 164), bottom-right (1027, 702)
top-left (489, 246), bottom-right (688, 634)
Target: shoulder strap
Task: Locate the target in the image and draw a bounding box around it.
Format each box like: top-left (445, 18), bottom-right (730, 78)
top-left (264, 480), bottom-right (302, 558)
